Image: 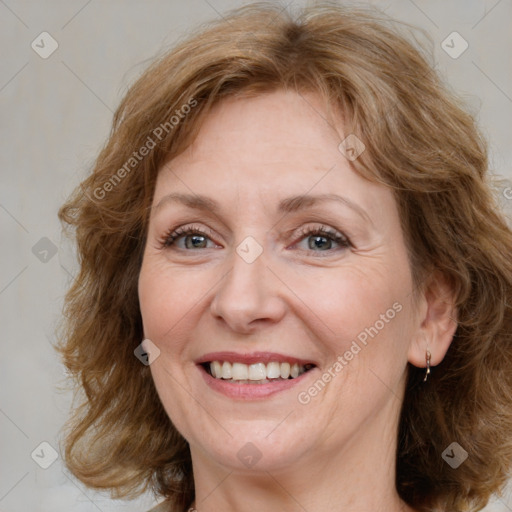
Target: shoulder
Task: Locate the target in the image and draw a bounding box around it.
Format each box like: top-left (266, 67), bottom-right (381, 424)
top-left (147, 501), bottom-right (172, 512)
top-left (147, 498), bottom-right (194, 512)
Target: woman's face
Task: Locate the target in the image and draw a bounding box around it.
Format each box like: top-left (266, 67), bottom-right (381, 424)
top-left (138, 89), bottom-right (423, 474)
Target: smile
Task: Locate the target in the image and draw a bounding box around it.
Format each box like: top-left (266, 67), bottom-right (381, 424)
top-left (196, 351), bottom-right (318, 398)
top-left (205, 361), bottom-right (315, 383)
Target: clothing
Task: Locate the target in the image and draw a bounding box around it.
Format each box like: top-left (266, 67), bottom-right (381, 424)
top-left (147, 500), bottom-right (171, 512)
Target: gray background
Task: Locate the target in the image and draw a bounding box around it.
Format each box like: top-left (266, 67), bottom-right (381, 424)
top-left (1, 0), bottom-right (511, 511)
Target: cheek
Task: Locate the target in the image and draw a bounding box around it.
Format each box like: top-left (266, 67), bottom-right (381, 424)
top-left (138, 266), bottom-right (168, 340)
top-left (138, 259), bottom-right (205, 342)
top-left (308, 265), bottom-right (413, 385)
top-left (292, 264), bottom-right (402, 340)
top-left (138, 264), bottom-right (197, 427)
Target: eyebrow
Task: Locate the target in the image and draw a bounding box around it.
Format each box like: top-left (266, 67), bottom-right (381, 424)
top-left (154, 192), bottom-right (372, 224)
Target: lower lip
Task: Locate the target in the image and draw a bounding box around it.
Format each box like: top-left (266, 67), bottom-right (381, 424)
top-left (198, 365), bottom-right (315, 400)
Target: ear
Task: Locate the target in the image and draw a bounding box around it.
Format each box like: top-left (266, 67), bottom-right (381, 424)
top-left (408, 270), bottom-right (458, 368)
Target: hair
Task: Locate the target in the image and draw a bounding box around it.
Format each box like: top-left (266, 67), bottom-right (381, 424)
top-left (57, 2), bottom-right (512, 511)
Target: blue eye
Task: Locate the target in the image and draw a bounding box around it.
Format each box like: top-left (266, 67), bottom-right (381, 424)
top-left (294, 225), bottom-right (351, 252)
top-left (161, 224), bottom-right (351, 254)
top-left (162, 226), bottom-right (217, 249)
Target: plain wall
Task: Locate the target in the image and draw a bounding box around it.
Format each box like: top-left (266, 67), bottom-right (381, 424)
top-left (1, 0), bottom-right (511, 511)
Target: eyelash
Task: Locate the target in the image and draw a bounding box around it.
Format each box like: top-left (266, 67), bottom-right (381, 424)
top-left (160, 224), bottom-right (351, 253)
top-left (295, 225), bottom-right (351, 252)
top-left (161, 224), bottom-right (215, 248)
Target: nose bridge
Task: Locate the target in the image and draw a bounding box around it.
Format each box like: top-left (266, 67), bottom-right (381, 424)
top-left (210, 238), bottom-right (285, 331)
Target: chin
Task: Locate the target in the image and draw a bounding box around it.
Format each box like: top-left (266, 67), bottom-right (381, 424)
top-left (195, 425), bottom-right (311, 473)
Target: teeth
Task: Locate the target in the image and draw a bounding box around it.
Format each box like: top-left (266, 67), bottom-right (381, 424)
top-left (232, 362), bottom-right (248, 380)
top-left (266, 362), bottom-right (281, 379)
top-left (221, 361), bottom-right (232, 379)
top-left (208, 360), bottom-right (312, 381)
top-left (212, 361), bottom-right (222, 378)
top-left (249, 363), bottom-right (266, 380)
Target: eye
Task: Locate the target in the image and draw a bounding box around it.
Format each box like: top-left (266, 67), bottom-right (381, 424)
top-left (161, 225), bottom-right (218, 250)
top-left (160, 223), bottom-right (351, 253)
top-left (293, 225), bottom-right (351, 253)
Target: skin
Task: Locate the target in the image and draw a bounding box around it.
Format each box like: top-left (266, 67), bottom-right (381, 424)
top-left (138, 89), bottom-right (458, 512)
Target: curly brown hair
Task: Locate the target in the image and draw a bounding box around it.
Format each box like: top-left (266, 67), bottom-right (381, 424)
top-left (57, 3), bottom-right (512, 511)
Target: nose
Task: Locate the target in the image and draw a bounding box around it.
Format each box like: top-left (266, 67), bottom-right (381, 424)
top-left (209, 246), bottom-right (287, 334)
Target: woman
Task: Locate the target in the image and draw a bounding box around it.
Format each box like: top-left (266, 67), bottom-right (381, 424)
top-left (57, 3), bottom-right (512, 512)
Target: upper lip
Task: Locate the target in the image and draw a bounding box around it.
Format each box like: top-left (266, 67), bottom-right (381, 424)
top-left (195, 351), bottom-right (317, 366)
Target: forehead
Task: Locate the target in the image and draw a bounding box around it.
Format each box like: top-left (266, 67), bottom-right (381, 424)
top-left (177, 90), bottom-right (341, 164)
top-left (152, 90), bottom-right (396, 225)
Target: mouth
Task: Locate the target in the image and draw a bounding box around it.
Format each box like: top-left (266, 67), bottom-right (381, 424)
top-left (202, 360), bottom-right (316, 384)
top-left (195, 352), bottom-right (318, 399)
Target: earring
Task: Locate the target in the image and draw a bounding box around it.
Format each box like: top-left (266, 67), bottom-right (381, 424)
top-left (423, 350), bottom-right (431, 382)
